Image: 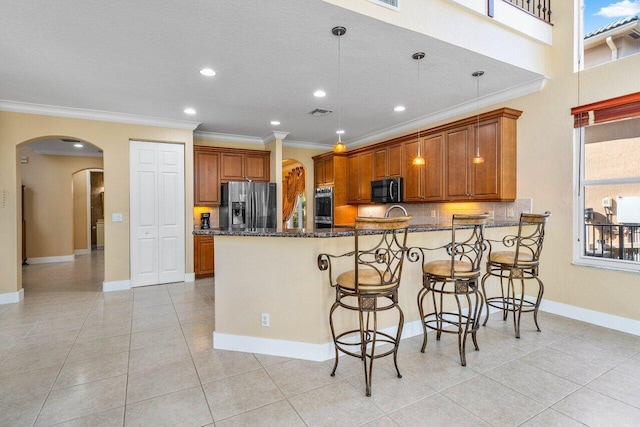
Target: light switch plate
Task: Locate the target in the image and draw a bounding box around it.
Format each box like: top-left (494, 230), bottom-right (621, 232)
top-left (112, 213), bottom-right (123, 222)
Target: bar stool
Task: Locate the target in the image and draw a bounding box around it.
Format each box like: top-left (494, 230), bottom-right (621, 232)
top-left (409, 213), bottom-right (489, 366)
top-left (317, 215), bottom-right (412, 396)
top-left (481, 212), bottom-right (551, 338)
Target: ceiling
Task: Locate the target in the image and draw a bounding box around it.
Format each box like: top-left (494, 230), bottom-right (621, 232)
top-left (2, 0), bottom-right (544, 152)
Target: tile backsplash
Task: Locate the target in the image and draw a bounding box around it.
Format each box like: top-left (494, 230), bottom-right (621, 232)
top-left (358, 198), bottom-right (533, 223)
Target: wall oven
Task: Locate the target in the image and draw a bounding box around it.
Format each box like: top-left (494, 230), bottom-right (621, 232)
top-left (314, 187), bottom-right (334, 228)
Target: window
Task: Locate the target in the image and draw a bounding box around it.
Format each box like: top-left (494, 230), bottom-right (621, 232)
top-left (581, 1), bottom-right (640, 70)
top-left (368, 0), bottom-right (400, 11)
top-left (573, 92), bottom-right (640, 272)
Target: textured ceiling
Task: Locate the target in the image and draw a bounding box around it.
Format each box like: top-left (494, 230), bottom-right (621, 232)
top-left (1, 0), bottom-right (543, 149)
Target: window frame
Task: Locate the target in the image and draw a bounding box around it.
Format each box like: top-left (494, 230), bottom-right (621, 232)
top-left (572, 92), bottom-right (640, 273)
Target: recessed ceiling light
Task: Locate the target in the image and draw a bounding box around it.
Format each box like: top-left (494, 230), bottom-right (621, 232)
top-left (184, 108), bottom-right (196, 115)
top-left (200, 68), bottom-right (216, 77)
top-left (270, 121), bottom-right (280, 126)
top-left (394, 106), bottom-right (406, 112)
top-left (73, 143), bottom-right (83, 148)
top-left (314, 90), bottom-right (326, 97)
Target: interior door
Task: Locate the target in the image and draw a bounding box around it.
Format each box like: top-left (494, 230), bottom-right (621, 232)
top-left (130, 141), bottom-right (185, 287)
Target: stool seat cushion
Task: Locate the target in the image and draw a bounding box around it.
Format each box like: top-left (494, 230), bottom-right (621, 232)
top-left (423, 260), bottom-right (478, 278)
top-left (336, 269), bottom-right (396, 292)
top-left (489, 251), bottom-right (537, 266)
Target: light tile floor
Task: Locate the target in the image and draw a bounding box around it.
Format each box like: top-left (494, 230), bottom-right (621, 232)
top-left (2, 251), bottom-right (640, 426)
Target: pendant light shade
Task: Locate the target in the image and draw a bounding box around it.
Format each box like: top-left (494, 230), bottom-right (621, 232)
top-left (332, 26), bottom-right (347, 154)
top-left (472, 71), bottom-right (485, 165)
top-left (412, 52), bottom-right (426, 166)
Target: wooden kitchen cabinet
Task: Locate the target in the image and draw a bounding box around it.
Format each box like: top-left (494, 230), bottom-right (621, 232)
top-left (347, 151), bottom-right (374, 204)
top-left (403, 135), bottom-right (445, 202)
top-left (194, 235), bottom-right (214, 277)
top-left (445, 115), bottom-right (516, 201)
top-left (220, 150), bottom-right (270, 182)
top-left (314, 155), bottom-right (335, 186)
top-left (373, 143), bottom-right (402, 179)
top-left (194, 150), bottom-right (220, 206)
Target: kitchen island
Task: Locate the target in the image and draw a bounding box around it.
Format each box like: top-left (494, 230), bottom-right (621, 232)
top-left (195, 221), bottom-right (519, 361)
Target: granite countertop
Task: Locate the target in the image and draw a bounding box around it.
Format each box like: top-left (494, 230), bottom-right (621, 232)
top-left (193, 220), bottom-right (519, 238)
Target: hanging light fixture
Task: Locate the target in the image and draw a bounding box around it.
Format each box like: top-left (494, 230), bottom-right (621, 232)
top-left (472, 71), bottom-right (485, 164)
top-left (412, 52), bottom-right (426, 166)
top-left (332, 26), bottom-right (347, 154)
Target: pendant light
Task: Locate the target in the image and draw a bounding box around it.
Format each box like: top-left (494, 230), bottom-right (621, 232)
top-left (412, 52), bottom-right (426, 166)
top-left (472, 71), bottom-right (485, 165)
top-left (332, 26), bottom-right (347, 154)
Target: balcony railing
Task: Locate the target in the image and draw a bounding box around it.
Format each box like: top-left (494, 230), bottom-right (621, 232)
top-left (585, 223), bottom-right (640, 261)
top-left (502, 0), bottom-right (552, 24)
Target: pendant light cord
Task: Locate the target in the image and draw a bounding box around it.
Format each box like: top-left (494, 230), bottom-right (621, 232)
top-left (337, 29), bottom-right (342, 141)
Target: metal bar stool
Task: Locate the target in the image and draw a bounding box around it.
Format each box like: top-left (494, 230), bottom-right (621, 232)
top-left (408, 213), bottom-right (489, 366)
top-left (317, 215), bottom-right (411, 396)
top-left (481, 212), bottom-right (551, 338)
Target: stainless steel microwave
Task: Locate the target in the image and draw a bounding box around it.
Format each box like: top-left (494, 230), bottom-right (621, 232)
top-left (371, 178), bottom-right (403, 204)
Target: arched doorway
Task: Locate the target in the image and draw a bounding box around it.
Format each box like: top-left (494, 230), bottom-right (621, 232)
top-left (19, 137), bottom-right (105, 291)
top-left (282, 159), bottom-right (306, 230)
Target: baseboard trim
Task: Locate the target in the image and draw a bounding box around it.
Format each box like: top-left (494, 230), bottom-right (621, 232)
top-left (213, 320), bottom-right (425, 362)
top-left (27, 255), bottom-right (75, 264)
top-left (74, 249), bottom-right (91, 256)
top-left (0, 288), bottom-right (24, 305)
top-left (103, 280), bottom-right (131, 292)
top-left (540, 299), bottom-right (640, 336)
top-left (184, 273), bottom-right (195, 283)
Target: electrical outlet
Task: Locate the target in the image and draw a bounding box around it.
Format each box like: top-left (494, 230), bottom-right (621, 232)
top-left (112, 213), bottom-right (123, 222)
top-left (507, 208), bottom-right (515, 218)
top-left (430, 210), bottom-right (436, 218)
top-left (261, 313), bottom-right (270, 327)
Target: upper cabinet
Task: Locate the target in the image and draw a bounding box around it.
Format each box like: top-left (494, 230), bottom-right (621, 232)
top-left (403, 134), bottom-right (445, 202)
top-left (373, 143), bottom-right (402, 179)
top-left (347, 152), bottom-right (374, 204)
top-left (219, 150), bottom-right (270, 182)
top-left (194, 146), bottom-right (271, 206)
top-left (444, 113), bottom-right (517, 201)
top-left (314, 155), bottom-right (335, 187)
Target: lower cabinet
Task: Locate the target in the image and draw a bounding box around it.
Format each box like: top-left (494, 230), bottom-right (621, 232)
top-left (194, 235), bottom-right (214, 277)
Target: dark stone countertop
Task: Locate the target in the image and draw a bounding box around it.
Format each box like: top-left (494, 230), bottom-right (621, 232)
top-left (193, 220), bottom-right (519, 238)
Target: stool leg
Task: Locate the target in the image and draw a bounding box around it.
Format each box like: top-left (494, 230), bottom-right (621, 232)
top-left (358, 309), bottom-right (370, 396)
top-left (533, 273), bottom-right (544, 332)
top-left (471, 289), bottom-right (482, 351)
top-left (480, 271), bottom-right (490, 326)
top-left (434, 281), bottom-right (445, 341)
top-left (417, 285), bottom-right (429, 353)
top-left (456, 293), bottom-right (468, 366)
top-left (329, 301), bottom-right (340, 376)
top-left (393, 303), bottom-right (404, 379)
top-left (500, 274), bottom-right (509, 321)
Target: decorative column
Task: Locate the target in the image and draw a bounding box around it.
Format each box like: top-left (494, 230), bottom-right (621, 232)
top-left (263, 131), bottom-right (289, 231)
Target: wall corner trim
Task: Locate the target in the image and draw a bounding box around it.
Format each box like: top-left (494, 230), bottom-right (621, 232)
top-left (0, 289), bottom-right (24, 305)
top-left (103, 280), bottom-right (131, 292)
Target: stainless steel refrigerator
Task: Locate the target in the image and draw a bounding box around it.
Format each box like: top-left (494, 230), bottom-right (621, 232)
top-left (219, 181), bottom-right (277, 230)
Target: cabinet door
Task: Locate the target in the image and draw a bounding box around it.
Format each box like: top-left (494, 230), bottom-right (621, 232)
top-left (423, 134), bottom-right (445, 201)
top-left (446, 126), bottom-right (471, 200)
top-left (387, 144), bottom-right (403, 177)
top-left (324, 157), bottom-right (334, 185)
top-left (402, 139), bottom-right (424, 201)
top-left (220, 153), bottom-right (244, 181)
top-left (471, 119), bottom-right (499, 200)
top-left (245, 153), bottom-right (270, 181)
top-left (347, 155), bottom-right (360, 203)
top-left (194, 151), bottom-right (220, 206)
top-left (314, 159), bottom-right (325, 187)
top-left (359, 152), bottom-right (373, 202)
top-left (194, 235), bottom-right (214, 277)
top-left (373, 149), bottom-right (387, 179)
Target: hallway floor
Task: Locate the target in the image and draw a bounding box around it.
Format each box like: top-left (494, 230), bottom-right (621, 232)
top-left (2, 253), bottom-right (640, 426)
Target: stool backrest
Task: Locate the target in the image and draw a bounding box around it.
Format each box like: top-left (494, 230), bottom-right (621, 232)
top-left (449, 213), bottom-right (490, 277)
top-left (354, 216), bottom-right (412, 291)
top-left (514, 211), bottom-right (551, 264)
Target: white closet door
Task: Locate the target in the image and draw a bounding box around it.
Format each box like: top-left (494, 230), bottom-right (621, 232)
top-left (130, 141), bottom-right (185, 287)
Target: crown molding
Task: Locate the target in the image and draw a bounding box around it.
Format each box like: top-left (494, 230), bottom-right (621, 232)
top-left (0, 100), bottom-right (201, 131)
top-left (194, 131), bottom-right (264, 145)
top-left (262, 131), bottom-right (289, 144)
top-left (346, 76), bottom-right (548, 149)
top-left (282, 139), bottom-right (330, 150)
